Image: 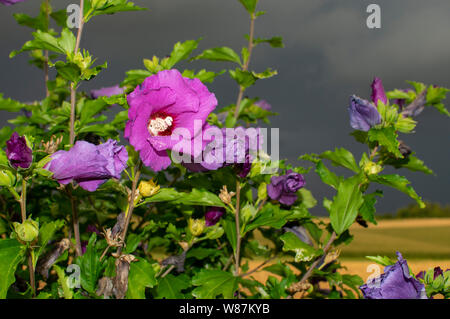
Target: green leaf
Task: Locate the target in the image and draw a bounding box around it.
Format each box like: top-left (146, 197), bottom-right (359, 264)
top-left (54, 61), bottom-right (81, 83)
top-left (79, 99), bottom-right (109, 125)
top-left (0, 239), bottom-right (26, 299)
top-left (0, 94), bottom-right (28, 112)
top-left (280, 232), bottom-right (320, 262)
top-left (359, 191), bottom-right (382, 225)
top-left (165, 39), bottom-right (200, 69)
top-left (155, 274), bottom-right (190, 299)
top-left (366, 255), bottom-right (395, 267)
top-left (194, 47), bottom-right (242, 65)
top-left (238, 0), bottom-right (258, 14)
top-left (368, 127), bottom-right (403, 158)
top-left (182, 69), bottom-right (225, 83)
top-left (315, 160), bottom-right (342, 189)
top-left (329, 176), bottom-right (364, 234)
top-left (127, 259), bottom-right (158, 299)
top-left (383, 153), bottom-right (434, 175)
top-left (75, 234), bottom-right (103, 294)
top-left (36, 220), bottom-right (65, 264)
top-left (320, 147), bottom-right (360, 173)
top-left (252, 36), bottom-right (284, 48)
top-left (229, 69), bottom-right (256, 88)
top-left (192, 269), bottom-right (239, 299)
top-left (222, 218), bottom-right (237, 253)
top-left (368, 174), bottom-right (425, 208)
top-left (86, 0), bottom-right (146, 21)
top-left (173, 189), bottom-right (225, 207)
top-left (243, 203), bottom-right (292, 234)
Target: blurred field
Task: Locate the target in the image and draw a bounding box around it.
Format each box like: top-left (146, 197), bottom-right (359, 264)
top-left (247, 218), bottom-right (450, 284)
top-left (341, 218), bottom-right (450, 259)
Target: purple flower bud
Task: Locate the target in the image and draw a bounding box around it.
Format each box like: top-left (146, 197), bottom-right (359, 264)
top-left (87, 224), bottom-right (101, 235)
top-left (267, 170), bottom-right (305, 206)
top-left (255, 100), bottom-right (271, 111)
top-left (205, 207), bottom-right (225, 227)
top-left (371, 77), bottom-right (388, 106)
top-left (360, 252), bottom-right (427, 299)
top-left (0, 0), bottom-right (26, 5)
top-left (90, 85), bottom-right (124, 99)
top-left (6, 132), bottom-right (32, 169)
top-left (349, 95), bottom-right (382, 131)
top-left (45, 139), bottom-right (128, 192)
top-left (417, 267), bottom-right (444, 281)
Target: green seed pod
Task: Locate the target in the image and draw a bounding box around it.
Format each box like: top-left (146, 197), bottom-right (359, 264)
top-left (13, 219), bottom-right (39, 243)
top-left (0, 170), bottom-right (16, 187)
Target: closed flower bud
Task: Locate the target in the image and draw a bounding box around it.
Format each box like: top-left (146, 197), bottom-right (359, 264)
top-left (13, 219), bottom-right (39, 243)
top-left (257, 182), bottom-right (267, 201)
top-left (0, 170), bottom-right (16, 187)
top-left (189, 218), bottom-right (205, 237)
top-left (138, 179), bottom-right (160, 197)
top-left (363, 161), bottom-right (382, 176)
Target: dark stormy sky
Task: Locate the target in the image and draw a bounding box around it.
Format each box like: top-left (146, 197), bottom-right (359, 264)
top-left (1, 0), bottom-right (449, 215)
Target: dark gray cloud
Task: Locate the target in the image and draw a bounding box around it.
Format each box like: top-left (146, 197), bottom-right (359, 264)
top-left (1, 0), bottom-right (449, 214)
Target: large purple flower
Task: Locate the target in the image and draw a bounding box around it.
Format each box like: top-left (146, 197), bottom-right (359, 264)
top-left (370, 77), bottom-right (388, 106)
top-left (183, 126), bottom-right (262, 178)
top-left (360, 252), bottom-right (427, 299)
top-left (125, 69), bottom-right (217, 171)
top-left (45, 139), bottom-right (128, 191)
top-left (6, 132), bottom-right (32, 169)
top-left (348, 95), bottom-right (382, 131)
top-left (267, 170), bottom-right (305, 206)
top-left (0, 0), bottom-right (26, 5)
top-left (90, 85), bottom-right (124, 99)
top-left (205, 207), bottom-right (225, 227)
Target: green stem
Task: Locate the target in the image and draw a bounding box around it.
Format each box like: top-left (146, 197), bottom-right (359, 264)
top-left (19, 178), bottom-right (35, 297)
top-left (44, 0), bottom-right (50, 97)
top-left (68, 187), bottom-right (82, 257)
top-left (233, 13), bottom-right (256, 121)
top-left (117, 160), bottom-right (142, 256)
top-left (234, 180), bottom-right (241, 277)
top-left (69, 0), bottom-right (85, 145)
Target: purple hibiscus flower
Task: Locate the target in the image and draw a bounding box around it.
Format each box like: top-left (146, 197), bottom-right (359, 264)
top-left (183, 126), bottom-right (262, 178)
top-left (6, 132), bottom-right (32, 169)
top-left (205, 207), bottom-right (225, 227)
top-left (348, 95), bottom-right (382, 132)
top-left (125, 69), bottom-right (217, 171)
top-left (45, 139), bottom-right (128, 191)
top-left (90, 85), bottom-right (124, 99)
top-left (0, 0), bottom-right (26, 5)
top-left (267, 170), bottom-right (305, 206)
top-left (370, 77), bottom-right (388, 106)
top-left (360, 252), bottom-right (427, 299)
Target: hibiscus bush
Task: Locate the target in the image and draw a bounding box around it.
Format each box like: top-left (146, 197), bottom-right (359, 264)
top-left (0, 0), bottom-right (449, 300)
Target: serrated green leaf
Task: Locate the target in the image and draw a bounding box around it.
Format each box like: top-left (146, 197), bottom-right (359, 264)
top-left (368, 127), bottom-right (403, 158)
top-left (127, 259), bottom-right (158, 299)
top-left (280, 232), bottom-right (319, 262)
top-left (329, 176), bottom-right (364, 234)
top-left (320, 147), bottom-right (360, 173)
top-left (165, 39), bottom-right (200, 69)
top-left (192, 269), bottom-right (238, 299)
top-left (194, 47), bottom-right (242, 65)
top-left (155, 273), bottom-right (190, 299)
top-left (0, 239), bottom-right (26, 299)
top-left (368, 174), bottom-right (425, 208)
top-left (75, 234), bottom-right (103, 294)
